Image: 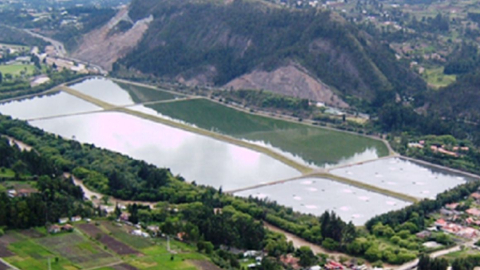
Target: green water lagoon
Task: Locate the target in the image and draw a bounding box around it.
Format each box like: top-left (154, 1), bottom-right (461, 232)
top-left (134, 98), bottom-right (389, 168)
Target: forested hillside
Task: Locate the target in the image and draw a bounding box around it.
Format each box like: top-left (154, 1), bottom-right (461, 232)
top-left (115, 0), bottom-right (426, 108)
top-left (428, 72), bottom-right (480, 124)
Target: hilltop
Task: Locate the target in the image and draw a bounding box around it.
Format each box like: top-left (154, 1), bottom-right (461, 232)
top-left (76, 0), bottom-right (426, 108)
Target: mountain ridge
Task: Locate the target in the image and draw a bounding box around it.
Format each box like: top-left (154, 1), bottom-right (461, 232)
top-left (78, 0), bottom-right (427, 108)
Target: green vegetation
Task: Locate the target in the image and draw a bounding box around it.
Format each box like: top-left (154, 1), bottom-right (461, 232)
top-left (0, 64), bottom-right (35, 76)
top-left (0, 167), bottom-right (14, 178)
top-left (423, 67), bottom-right (456, 88)
top-left (0, 25), bottom-right (47, 47)
top-left (118, 0), bottom-right (426, 108)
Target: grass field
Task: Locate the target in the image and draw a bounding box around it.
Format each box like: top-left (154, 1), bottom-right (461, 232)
top-left (0, 43), bottom-right (29, 51)
top-left (0, 64), bottom-right (35, 77)
top-left (442, 247), bottom-right (480, 260)
top-left (0, 168), bottom-right (14, 178)
top-left (424, 67), bottom-right (456, 89)
top-left (0, 181), bottom-right (36, 191)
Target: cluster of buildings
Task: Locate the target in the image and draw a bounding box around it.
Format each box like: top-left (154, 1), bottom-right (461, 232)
top-left (6, 188), bottom-right (36, 198)
top-left (48, 215), bottom-right (85, 234)
top-left (408, 140), bottom-right (470, 157)
top-left (427, 192), bottom-right (480, 240)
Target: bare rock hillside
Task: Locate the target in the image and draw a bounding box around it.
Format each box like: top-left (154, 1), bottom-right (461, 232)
top-left (72, 7), bottom-right (152, 71)
top-left (225, 64), bottom-right (348, 108)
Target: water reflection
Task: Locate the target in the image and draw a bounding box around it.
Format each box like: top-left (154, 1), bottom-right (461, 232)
top-left (0, 92), bottom-right (101, 120)
top-left (331, 157), bottom-right (471, 199)
top-left (235, 177), bottom-right (411, 225)
top-left (30, 112), bottom-right (300, 190)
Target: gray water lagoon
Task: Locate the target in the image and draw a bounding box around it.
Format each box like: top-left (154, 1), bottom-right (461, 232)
top-left (330, 157), bottom-right (472, 199)
top-left (69, 77), bottom-right (136, 106)
top-left (235, 177), bottom-right (411, 225)
top-left (69, 78), bottom-right (180, 106)
top-left (30, 111), bottom-right (300, 190)
top-left (0, 92), bottom-right (101, 120)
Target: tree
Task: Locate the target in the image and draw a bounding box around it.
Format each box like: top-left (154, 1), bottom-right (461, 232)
top-left (296, 246), bottom-right (317, 267)
top-left (0, 71), bottom-right (2, 84)
top-left (101, 195), bottom-right (110, 205)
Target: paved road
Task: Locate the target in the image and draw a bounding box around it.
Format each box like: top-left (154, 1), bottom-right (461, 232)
top-left (24, 29), bottom-right (67, 57)
top-left (22, 28), bottom-right (108, 75)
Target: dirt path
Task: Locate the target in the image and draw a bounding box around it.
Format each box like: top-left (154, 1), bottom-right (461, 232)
top-left (264, 222), bottom-right (351, 260)
top-left (64, 173), bottom-right (157, 208)
top-left (0, 258), bottom-right (19, 270)
top-left (2, 135), bottom-right (33, 152)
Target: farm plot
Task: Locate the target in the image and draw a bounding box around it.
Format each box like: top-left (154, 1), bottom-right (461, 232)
top-left (112, 263), bottom-right (139, 270)
top-left (37, 232), bottom-right (119, 269)
top-left (0, 233), bottom-right (18, 258)
top-left (0, 246), bottom-right (13, 258)
top-left (6, 239), bottom-right (72, 270)
top-left (102, 222), bottom-right (153, 250)
top-left (77, 224), bottom-right (139, 255)
top-left (0, 261), bottom-right (11, 270)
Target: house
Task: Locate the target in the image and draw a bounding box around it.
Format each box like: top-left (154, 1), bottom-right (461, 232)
top-left (244, 250), bottom-right (261, 258)
top-left (71, 216), bottom-right (82, 222)
top-left (58, 217), bottom-right (69, 224)
top-left (466, 208), bottom-right (480, 217)
top-left (445, 203), bottom-right (459, 210)
top-left (49, 225), bottom-right (61, 234)
top-left (471, 192), bottom-right (480, 200)
top-left (62, 224), bottom-right (74, 232)
top-left (16, 189), bottom-right (36, 197)
top-left (416, 230), bottom-right (431, 239)
top-left (131, 229), bottom-right (142, 236)
top-left (131, 229), bottom-right (149, 238)
top-left (30, 75), bottom-right (50, 87)
top-left (280, 254), bottom-right (300, 269)
top-left (325, 261), bottom-right (344, 270)
top-left (458, 227), bottom-right (478, 239)
top-left (147, 225), bottom-right (159, 233)
top-left (440, 208), bottom-right (455, 216)
top-left (120, 212), bottom-right (130, 222)
top-left (435, 219), bottom-right (447, 228)
top-left (176, 232), bottom-right (186, 241)
top-left (7, 190), bottom-right (16, 198)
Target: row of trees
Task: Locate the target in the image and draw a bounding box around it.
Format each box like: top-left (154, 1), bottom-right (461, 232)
top-left (0, 137), bottom-right (94, 229)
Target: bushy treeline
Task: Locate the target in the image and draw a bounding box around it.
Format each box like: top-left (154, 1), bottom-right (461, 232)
top-left (0, 137), bottom-right (94, 229)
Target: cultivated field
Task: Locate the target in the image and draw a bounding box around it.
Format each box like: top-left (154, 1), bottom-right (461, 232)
top-left (77, 224), bottom-right (139, 255)
top-left (38, 232), bottom-right (120, 268)
top-left (0, 220), bottom-right (212, 270)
